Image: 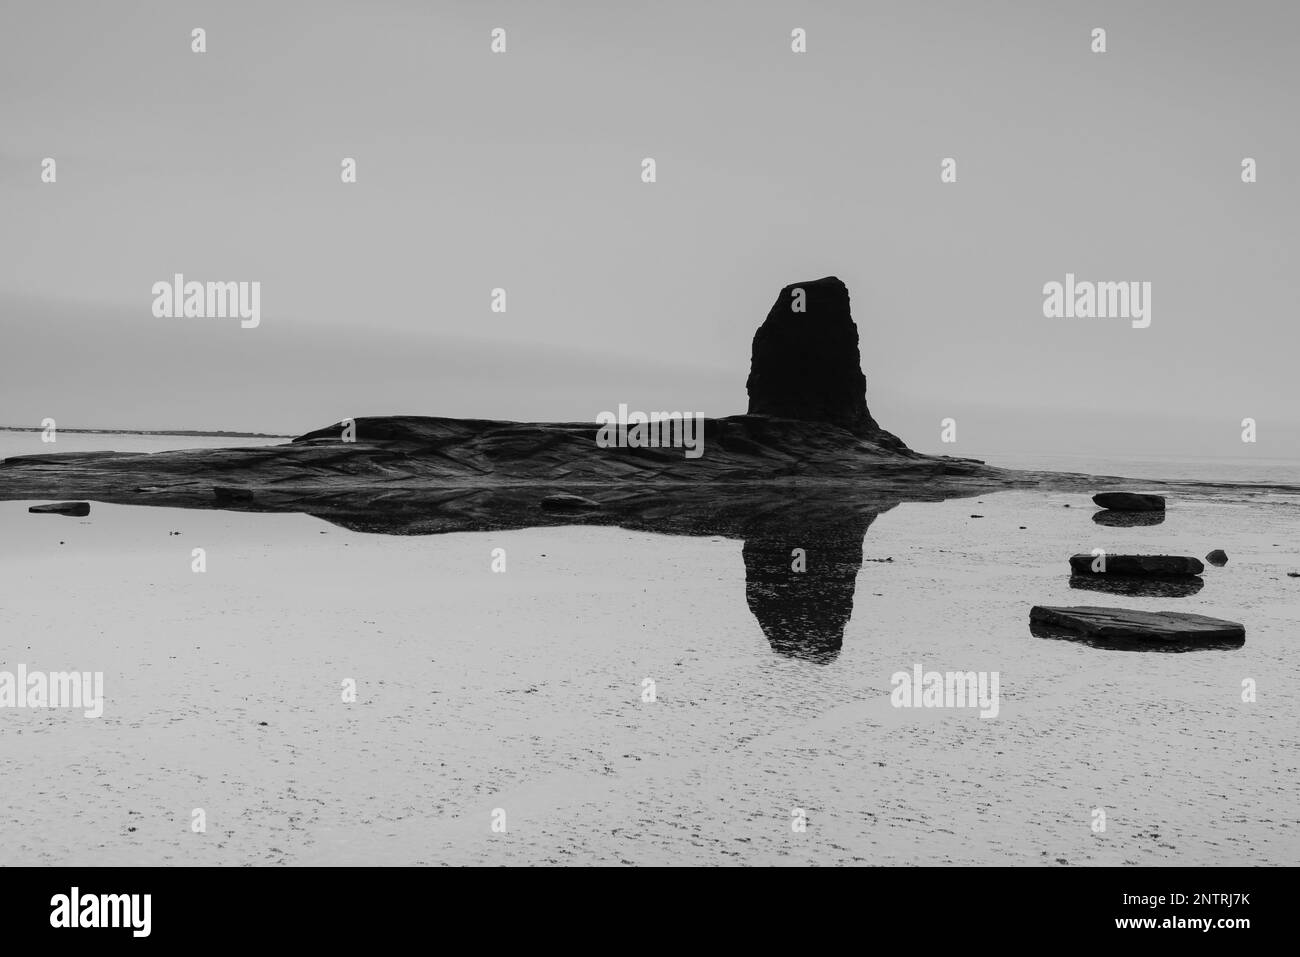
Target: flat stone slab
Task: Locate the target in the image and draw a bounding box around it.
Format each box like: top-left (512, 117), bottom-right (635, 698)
top-left (1068, 553), bottom-right (1204, 577)
top-left (1030, 605), bottom-right (1245, 643)
top-left (1093, 491), bottom-right (1165, 511)
top-left (27, 501), bottom-right (90, 516)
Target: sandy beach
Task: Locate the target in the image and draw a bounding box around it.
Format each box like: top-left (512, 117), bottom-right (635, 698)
top-left (4, 464), bottom-right (1297, 866)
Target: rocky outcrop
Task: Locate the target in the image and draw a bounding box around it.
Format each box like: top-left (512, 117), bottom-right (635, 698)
top-left (1093, 492), bottom-right (1165, 511)
top-left (1067, 554), bottom-right (1204, 577)
top-left (0, 413), bottom-right (1014, 510)
top-left (1030, 605), bottom-right (1245, 648)
top-left (1, 278), bottom-right (1251, 517)
top-left (746, 276), bottom-right (902, 445)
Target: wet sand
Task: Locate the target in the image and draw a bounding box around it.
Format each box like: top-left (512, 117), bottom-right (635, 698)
top-left (2, 485), bottom-right (1297, 866)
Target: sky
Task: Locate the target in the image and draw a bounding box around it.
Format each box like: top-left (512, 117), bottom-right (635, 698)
top-left (1, 0), bottom-right (1297, 459)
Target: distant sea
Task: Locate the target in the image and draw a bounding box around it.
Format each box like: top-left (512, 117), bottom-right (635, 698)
top-left (0, 429), bottom-right (287, 458)
top-left (983, 450), bottom-right (1300, 486)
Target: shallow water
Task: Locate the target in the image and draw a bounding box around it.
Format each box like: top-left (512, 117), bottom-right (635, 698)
top-left (3, 435), bottom-right (1299, 866)
top-left (987, 449), bottom-right (1300, 487)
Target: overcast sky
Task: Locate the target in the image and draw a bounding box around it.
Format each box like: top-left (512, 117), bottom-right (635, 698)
top-left (1, 0), bottom-right (1296, 459)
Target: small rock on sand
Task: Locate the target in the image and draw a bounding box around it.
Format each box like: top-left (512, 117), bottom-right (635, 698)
top-left (1068, 554), bottom-right (1204, 577)
top-left (28, 502), bottom-right (90, 517)
top-left (1092, 492), bottom-right (1165, 512)
top-left (1205, 549), bottom-right (1228, 566)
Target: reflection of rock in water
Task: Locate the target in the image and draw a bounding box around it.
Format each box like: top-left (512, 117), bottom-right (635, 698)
top-left (32, 474), bottom-right (925, 665)
top-left (742, 511), bottom-right (879, 664)
top-left (1092, 509), bottom-right (1165, 528)
top-left (1068, 573), bottom-right (1204, 598)
top-left (285, 486), bottom-right (902, 664)
top-left (286, 486), bottom-right (895, 664)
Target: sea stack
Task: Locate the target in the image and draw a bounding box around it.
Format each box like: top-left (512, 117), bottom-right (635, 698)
top-left (746, 276), bottom-right (898, 443)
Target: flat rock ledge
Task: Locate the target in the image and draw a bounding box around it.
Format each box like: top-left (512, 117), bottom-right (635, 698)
top-left (1068, 554), bottom-right (1204, 577)
top-left (1030, 605), bottom-right (1245, 645)
top-left (0, 415), bottom-right (1090, 511)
